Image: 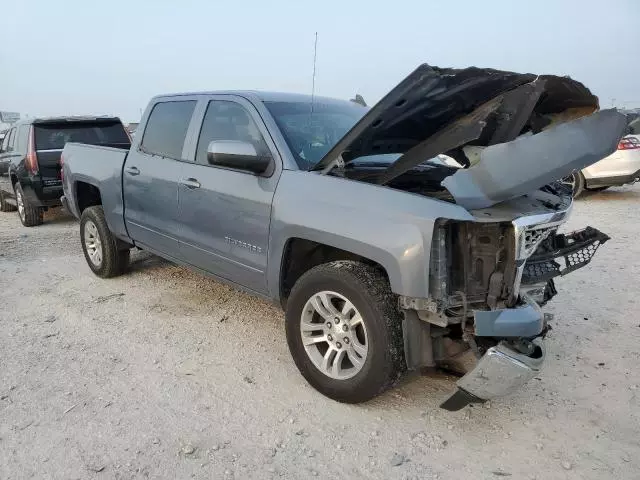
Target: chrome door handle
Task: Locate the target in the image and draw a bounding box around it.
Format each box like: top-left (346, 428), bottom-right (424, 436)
top-left (180, 178), bottom-right (201, 189)
top-left (125, 166), bottom-right (140, 176)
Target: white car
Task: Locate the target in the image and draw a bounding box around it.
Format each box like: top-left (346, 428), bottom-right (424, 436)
top-left (564, 128), bottom-right (640, 197)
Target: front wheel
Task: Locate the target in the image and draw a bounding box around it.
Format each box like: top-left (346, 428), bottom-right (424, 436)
top-left (285, 261), bottom-right (405, 403)
top-left (80, 206), bottom-right (130, 278)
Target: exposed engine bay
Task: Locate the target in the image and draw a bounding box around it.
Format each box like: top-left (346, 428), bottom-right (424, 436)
top-left (322, 64), bottom-right (627, 210)
top-left (397, 182), bottom-right (610, 410)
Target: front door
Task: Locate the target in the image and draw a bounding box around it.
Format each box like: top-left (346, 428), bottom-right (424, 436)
top-left (123, 99), bottom-right (197, 257)
top-left (177, 97), bottom-right (281, 294)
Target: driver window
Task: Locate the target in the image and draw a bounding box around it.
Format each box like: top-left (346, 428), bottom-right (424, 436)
top-left (195, 100), bottom-right (269, 166)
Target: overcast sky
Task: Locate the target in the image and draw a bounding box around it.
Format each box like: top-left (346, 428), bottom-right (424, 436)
top-left (1, 0), bottom-right (638, 123)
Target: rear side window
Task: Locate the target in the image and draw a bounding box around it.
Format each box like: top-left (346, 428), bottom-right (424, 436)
top-left (5, 128), bottom-right (16, 152)
top-left (0, 131), bottom-right (9, 152)
top-left (141, 101), bottom-right (196, 160)
top-left (34, 122), bottom-right (130, 150)
top-left (16, 125), bottom-right (30, 153)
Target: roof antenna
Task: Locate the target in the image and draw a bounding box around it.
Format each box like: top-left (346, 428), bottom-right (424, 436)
top-left (311, 32), bottom-right (318, 114)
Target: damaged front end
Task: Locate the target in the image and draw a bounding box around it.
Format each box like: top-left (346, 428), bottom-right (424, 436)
top-left (313, 63), bottom-right (623, 409)
top-left (402, 191), bottom-right (610, 410)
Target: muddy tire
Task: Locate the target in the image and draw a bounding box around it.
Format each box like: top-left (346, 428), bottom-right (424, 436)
top-left (285, 261), bottom-right (405, 403)
top-left (0, 190), bottom-right (17, 212)
top-left (15, 184), bottom-right (43, 226)
top-left (80, 206), bottom-right (130, 278)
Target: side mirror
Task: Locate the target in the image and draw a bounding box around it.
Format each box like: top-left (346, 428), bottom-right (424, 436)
top-left (207, 140), bottom-right (271, 174)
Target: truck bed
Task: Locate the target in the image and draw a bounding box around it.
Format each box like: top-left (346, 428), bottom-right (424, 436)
top-left (61, 142), bottom-right (130, 238)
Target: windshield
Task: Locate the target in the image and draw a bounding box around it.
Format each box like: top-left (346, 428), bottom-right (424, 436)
top-left (265, 100), bottom-right (367, 169)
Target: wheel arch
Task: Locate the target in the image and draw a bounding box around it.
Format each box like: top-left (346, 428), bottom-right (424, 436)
top-left (74, 180), bottom-right (103, 213)
top-left (276, 234), bottom-right (409, 308)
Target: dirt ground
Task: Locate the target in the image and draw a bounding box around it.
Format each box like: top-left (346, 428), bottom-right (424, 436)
top-left (1, 186), bottom-right (639, 480)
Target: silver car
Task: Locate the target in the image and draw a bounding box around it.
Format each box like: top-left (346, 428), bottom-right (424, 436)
top-left (564, 121), bottom-right (640, 196)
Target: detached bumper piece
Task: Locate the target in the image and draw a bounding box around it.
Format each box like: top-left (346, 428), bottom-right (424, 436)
top-left (440, 338), bottom-right (545, 411)
top-left (521, 226), bottom-right (609, 285)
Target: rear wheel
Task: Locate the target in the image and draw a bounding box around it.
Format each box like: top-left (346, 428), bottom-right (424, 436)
top-left (80, 206), bottom-right (130, 278)
top-left (0, 190), bottom-right (17, 212)
top-left (285, 261), bottom-right (405, 403)
top-left (15, 184), bottom-right (43, 226)
top-left (561, 171), bottom-right (586, 198)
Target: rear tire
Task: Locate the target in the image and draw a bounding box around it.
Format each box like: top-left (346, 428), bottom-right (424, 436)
top-left (15, 184), bottom-right (43, 226)
top-left (285, 261), bottom-right (405, 403)
top-left (0, 190), bottom-right (17, 212)
top-left (80, 206), bottom-right (130, 278)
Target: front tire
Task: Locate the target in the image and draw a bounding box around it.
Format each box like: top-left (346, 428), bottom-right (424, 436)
top-left (15, 184), bottom-right (43, 226)
top-left (285, 261), bottom-right (405, 403)
top-left (80, 206), bottom-right (130, 278)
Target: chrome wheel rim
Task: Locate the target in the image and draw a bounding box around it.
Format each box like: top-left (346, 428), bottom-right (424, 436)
top-left (16, 190), bottom-right (25, 220)
top-left (84, 220), bottom-right (103, 266)
top-left (560, 173), bottom-right (576, 194)
top-left (300, 291), bottom-right (368, 380)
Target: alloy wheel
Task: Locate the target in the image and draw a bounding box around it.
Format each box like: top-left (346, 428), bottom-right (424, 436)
top-left (300, 290), bottom-right (369, 380)
top-left (84, 220), bottom-right (103, 266)
top-left (16, 190), bottom-right (25, 221)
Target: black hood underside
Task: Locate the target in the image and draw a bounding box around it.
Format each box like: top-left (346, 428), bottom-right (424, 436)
top-left (312, 64), bottom-right (599, 180)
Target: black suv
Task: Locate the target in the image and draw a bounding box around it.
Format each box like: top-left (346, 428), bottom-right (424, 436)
top-left (0, 117), bottom-right (130, 226)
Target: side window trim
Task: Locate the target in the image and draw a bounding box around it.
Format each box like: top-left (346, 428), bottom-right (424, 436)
top-left (181, 98), bottom-right (208, 163)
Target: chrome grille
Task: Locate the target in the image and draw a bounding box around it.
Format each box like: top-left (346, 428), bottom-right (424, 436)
top-left (510, 208), bottom-right (572, 302)
top-left (522, 226), bottom-right (555, 258)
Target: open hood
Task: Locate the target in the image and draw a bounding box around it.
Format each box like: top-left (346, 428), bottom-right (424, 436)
top-left (313, 64), bottom-right (627, 208)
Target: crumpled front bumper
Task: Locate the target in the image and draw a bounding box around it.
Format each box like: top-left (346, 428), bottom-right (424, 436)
top-left (440, 337), bottom-right (545, 411)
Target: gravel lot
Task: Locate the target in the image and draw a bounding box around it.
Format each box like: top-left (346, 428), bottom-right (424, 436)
top-left (1, 185), bottom-right (639, 480)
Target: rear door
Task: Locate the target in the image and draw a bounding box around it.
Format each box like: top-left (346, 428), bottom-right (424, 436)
top-left (123, 99), bottom-right (197, 257)
top-left (176, 96), bottom-right (281, 294)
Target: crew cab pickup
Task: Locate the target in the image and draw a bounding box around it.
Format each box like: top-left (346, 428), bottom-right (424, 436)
top-left (61, 64), bottom-right (623, 409)
top-left (0, 116), bottom-right (130, 226)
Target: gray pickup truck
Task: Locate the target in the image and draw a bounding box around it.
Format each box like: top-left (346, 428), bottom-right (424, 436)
top-left (61, 64), bottom-right (624, 410)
